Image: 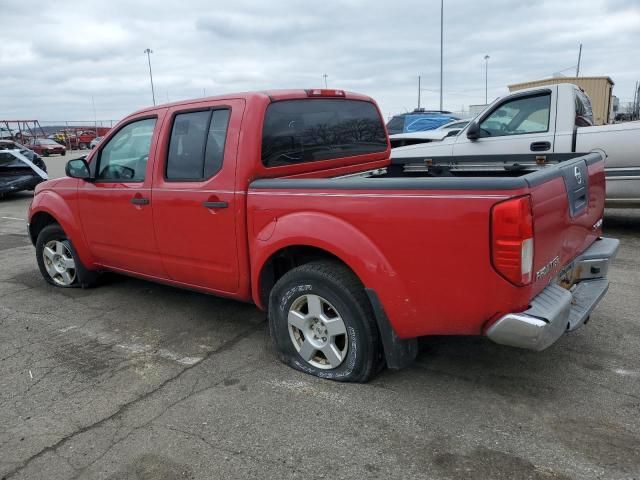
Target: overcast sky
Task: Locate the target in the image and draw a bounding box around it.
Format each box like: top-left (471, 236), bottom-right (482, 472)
top-left (1, 0), bottom-right (638, 124)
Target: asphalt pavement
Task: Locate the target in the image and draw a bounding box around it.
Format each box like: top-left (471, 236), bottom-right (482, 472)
top-left (0, 152), bottom-right (639, 479)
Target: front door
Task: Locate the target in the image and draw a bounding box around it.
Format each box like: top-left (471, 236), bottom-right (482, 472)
top-left (77, 114), bottom-right (167, 278)
top-left (453, 90), bottom-right (555, 156)
top-left (151, 100), bottom-right (244, 293)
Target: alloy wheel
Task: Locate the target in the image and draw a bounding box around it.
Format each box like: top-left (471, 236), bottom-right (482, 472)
top-left (287, 294), bottom-right (349, 369)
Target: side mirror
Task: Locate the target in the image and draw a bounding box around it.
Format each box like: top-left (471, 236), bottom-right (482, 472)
top-left (466, 121), bottom-right (481, 140)
top-left (65, 158), bottom-right (91, 180)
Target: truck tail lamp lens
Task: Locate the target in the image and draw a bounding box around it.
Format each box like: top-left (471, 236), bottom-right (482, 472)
top-left (305, 89), bottom-right (346, 97)
top-left (491, 195), bottom-right (534, 286)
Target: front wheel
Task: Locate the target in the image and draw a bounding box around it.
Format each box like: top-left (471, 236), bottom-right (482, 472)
top-left (36, 224), bottom-right (98, 288)
top-left (268, 260), bottom-right (383, 382)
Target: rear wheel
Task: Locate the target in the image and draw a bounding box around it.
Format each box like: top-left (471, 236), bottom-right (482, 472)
top-left (36, 224), bottom-right (98, 288)
top-left (268, 260), bottom-right (382, 382)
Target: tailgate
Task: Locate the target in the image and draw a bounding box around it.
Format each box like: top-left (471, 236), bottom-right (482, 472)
top-left (526, 152), bottom-right (605, 295)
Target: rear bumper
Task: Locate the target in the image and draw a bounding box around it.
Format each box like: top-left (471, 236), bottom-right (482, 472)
top-left (486, 237), bottom-right (619, 351)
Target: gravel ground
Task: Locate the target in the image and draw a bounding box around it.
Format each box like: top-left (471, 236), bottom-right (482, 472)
top-left (0, 154), bottom-right (639, 479)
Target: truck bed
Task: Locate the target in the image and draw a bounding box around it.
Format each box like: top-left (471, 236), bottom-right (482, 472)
top-left (248, 152), bottom-right (605, 339)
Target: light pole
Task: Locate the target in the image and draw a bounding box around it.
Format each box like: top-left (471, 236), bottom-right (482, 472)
top-left (484, 55), bottom-right (490, 105)
top-left (439, 0), bottom-right (444, 111)
top-left (144, 48), bottom-right (156, 106)
top-left (323, 73), bottom-right (328, 88)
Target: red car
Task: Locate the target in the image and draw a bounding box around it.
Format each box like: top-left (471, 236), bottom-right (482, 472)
top-left (27, 89), bottom-right (617, 382)
top-left (27, 138), bottom-right (66, 156)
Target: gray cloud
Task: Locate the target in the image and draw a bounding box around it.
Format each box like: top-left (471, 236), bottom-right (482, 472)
top-left (0, 0), bottom-right (638, 122)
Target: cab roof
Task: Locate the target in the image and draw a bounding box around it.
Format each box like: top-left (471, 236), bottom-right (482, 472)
top-left (130, 89), bottom-right (375, 117)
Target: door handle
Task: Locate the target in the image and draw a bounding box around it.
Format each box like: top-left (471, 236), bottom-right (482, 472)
top-left (202, 201), bottom-right (228, 209)
top-left (130, 197), bottom-right (150, 205)
top-left (530, 141), bottom-right (551, 152)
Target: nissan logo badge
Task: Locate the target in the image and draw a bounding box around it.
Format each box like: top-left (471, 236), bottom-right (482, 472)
top-left (574, 166), bottom-right (583, 185)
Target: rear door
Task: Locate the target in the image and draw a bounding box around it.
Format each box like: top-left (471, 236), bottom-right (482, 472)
top-left (152, 100), bottom-right (244, 293)
top-left (453, 89), bottom-right (556, 156)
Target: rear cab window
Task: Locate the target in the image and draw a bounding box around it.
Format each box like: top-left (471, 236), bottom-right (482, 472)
top-left (261, 99), bottom-right (387, 168)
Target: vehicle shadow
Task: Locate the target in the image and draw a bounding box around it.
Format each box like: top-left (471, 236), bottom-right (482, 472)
top-left (604, 208), bottom-right (640, 234)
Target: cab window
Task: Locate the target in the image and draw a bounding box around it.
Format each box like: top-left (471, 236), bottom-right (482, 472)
top-left (166, 109), bottom-right (230, 181)
top-left (479, 93), bottom-right (551, 137)
top-left (97, 118), bottom-right (156, 181)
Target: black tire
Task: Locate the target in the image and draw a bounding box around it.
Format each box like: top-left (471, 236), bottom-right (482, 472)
top-left (36, 224), bottom-right (98, 288)
top-left (43, 150), bottom-right (50, 157)
top-left (268, 260), bottom-right (383, 382)
top-left (61, 150), bottom-right (66, 156)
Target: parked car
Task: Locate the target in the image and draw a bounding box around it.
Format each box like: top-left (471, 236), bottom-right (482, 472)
top-left (90, 136), bottom-right (103, 149)
top-left (0, 148), bottom-right (48, 197)
top-left (28, 89), bottom-right (617, 382)
top-left (386, 109), bottom-right (460, 135)
top-left (390, 118), bottom-right (471, 148)
top-left (27, 138), bottom-right (66, 156)
top-left (391, 83), bottom-right (640, 207)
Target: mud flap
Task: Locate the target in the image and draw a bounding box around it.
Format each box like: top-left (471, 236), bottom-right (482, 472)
top-left (365, 288), bottom-right (417, 369)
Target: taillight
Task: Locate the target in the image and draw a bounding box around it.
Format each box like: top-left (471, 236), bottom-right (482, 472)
top-left (491, 195), bottom-right (534, 286)
top-left (305, 89), bottom-right (346, 97)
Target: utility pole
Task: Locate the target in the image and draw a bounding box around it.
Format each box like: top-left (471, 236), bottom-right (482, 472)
top-left (576, 43), bottom-right (582, 77)
top-left (484, 55), bottom-right (490, 105)
top-left (144, 48), bottom-right (156, 106)
top-left (323, 74), bottom-right (328, 88)
top-left (91, 96), bottom-right (97, 132)
top-left (632, 82), bottom-right (637, 119)
top-left (418, 75), bottom-right (421, 110)
top-left (439, 0), bottom-right (444, 110)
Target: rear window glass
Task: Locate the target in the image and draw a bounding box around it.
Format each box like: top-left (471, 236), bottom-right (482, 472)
top-left (261, 99), bottom-right (387, 167)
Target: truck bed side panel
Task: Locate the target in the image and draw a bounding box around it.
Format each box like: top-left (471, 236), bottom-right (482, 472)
top-left (248, 185), bottom-right (532, 338)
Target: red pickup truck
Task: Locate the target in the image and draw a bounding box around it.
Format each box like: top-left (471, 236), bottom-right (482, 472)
top-left (27, 89), bottom-right (618, 382)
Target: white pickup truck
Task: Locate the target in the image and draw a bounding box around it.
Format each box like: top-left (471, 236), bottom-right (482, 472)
top-left (391, 83), bottom-right (640, 207)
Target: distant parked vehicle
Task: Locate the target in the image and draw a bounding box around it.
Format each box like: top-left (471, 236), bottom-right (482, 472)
top-left (90, 136), bottom-right (103, 149)
top-left (27, 138), bottom-right (66, 156)
top-left (390, 119), bottom-right (471, 148)
top-left (392, 83), bottom-right (640, 207)
top-left (386, 109), bottom-right (460, 135)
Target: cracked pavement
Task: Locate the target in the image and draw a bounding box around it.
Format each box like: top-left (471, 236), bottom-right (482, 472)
top-left (1, 155), bottom-right (639, 479)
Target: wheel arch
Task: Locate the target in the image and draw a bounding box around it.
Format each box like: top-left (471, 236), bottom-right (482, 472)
top-left (29, 191), bottom-right (96, 268)
top-left (251, 211), bottom-right (403, 311)
top-left (29, 211), bottom-right (59, 245)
